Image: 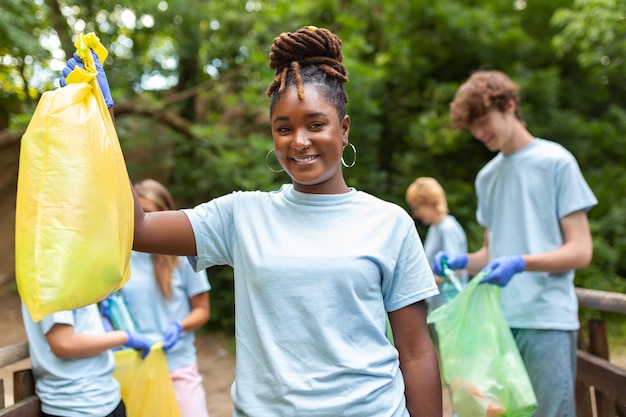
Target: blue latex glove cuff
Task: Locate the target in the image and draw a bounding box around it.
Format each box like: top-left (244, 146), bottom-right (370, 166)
top-left (99, 297), bottom-right (111, 319)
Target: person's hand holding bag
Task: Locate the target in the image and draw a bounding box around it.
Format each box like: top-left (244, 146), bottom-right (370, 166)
top-left (432, 251), bottom-right (469, 276)
top-left (162, 321), bottom-right (183, 351)
top-left (124, 331), bottom-right (151, 359)
top-left (480, 255), bottom-right (526, 287)
top-left (60, 51), bottom-right (114, 108)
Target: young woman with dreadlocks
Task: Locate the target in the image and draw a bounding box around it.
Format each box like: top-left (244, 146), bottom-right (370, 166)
top-left (59, 26), bottom-right (442, 416)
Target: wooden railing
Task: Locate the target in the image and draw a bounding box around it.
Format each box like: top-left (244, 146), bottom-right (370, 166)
top-left (576, 287), bottom-right (626, 417)
top-left (1, 288), bottom-right (625, 417)
top-left (0, 341), bottom-right (39, 417)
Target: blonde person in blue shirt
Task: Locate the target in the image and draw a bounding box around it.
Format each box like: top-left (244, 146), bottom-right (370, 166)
top-left (118, 178), bottom-right (211, 417)
top-left (60, 26), bottom-right (442, 416)
top-left (21, 303), bottom-right (151, 417)
top-left (405, 177), bottom-right (468, 314)
top-left (405, 177), bottom-right (467, 417)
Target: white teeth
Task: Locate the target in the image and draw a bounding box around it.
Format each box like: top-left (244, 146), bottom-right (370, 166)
top-left (294, 155), bottom-right (316, 162)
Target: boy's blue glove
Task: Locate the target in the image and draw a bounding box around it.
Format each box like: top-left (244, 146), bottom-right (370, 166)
top-left (480, 255), bottom-right (525, 287)
top-left (124, 331), bottom-right (151, 359)
top-left (60, 51), bottom-right (114, 108)
top-left (163, 321), bottom-right (183, 351)
top-left (432, 251), bottom-right (468, 276)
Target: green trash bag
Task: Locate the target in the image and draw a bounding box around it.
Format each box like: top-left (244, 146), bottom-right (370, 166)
top-left (427, 272), bottom-right (537, 417)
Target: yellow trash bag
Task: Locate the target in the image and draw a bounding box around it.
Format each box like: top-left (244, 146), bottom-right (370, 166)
top-left (113, 344), bottom-right (182, 417)
top-left (15, 32), bottom-right (133, 321)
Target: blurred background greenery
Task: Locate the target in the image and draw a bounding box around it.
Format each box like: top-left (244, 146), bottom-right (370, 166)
top-left (1, 0), bottom-right (624, 341)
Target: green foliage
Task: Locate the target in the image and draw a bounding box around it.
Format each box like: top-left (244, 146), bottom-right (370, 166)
top-left (204, 265), bottom-right (236, 334)
top-left (4, 0), bottom-right (626, 334)
top-left (552, 0), bottom-right (626, 78)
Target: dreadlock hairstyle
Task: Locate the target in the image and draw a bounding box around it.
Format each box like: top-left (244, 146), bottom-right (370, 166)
top-left (133, 179), bottom-right (179, 300)
top-left (266, 26), bottom-right (349, 120)
top-left (450, 70), bottom-right (524, 129)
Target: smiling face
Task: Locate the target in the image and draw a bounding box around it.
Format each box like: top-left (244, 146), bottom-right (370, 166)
top-left (271, 84), bottom-right (351, 194)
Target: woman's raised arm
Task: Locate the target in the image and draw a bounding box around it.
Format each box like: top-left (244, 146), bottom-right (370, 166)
top-left (131, 185), bottom-right (197, 256)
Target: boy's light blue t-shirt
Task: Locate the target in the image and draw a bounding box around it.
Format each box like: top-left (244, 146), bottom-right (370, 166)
top-left (183, 184), bottom-right (437, 417)
top-left (21, 303), bottom-right (120, 417)
top-left (120, 251), bottom-right (211, 371)
top-left (476, 138), bottom-right (597, 330)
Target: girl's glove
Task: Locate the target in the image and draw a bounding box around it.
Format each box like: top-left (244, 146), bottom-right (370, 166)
top-left (163, 321), bottom-right (183, 351)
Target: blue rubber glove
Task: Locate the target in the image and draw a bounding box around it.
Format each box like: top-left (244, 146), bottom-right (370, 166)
top-left (163, 321), bottom-right (183, 351)
top-left (432, 251), bottom-right (469, 276)
top-left (60, 51), bottom-right (114, 108)
top-left (99, 297), bottom-right (111, 320)
top-left (124, 331), bottom-right (151, 359)
top-left (480, 255), bottom-right (526, 287)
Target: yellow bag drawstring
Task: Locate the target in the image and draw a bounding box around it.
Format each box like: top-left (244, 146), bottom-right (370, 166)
top-left (65, 32), bottom-right (110, 115)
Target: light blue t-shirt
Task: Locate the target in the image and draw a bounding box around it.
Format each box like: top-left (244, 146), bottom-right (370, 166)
top-left (422, 214), bottom-right (468, 312)
top-left (183, 184), bottom-right (437, 417)
top-left (476, 138), bottom-right (597, 330)
top-left (21, 303), bottom-right (120, 417)
top-left (120, 251), bottom-right (211, 371)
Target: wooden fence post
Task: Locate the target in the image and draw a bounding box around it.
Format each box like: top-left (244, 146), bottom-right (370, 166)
top-left (12, 370), bottom-right (34, 404)
top-left (576, 322), bottom-right (593, 417)
top-left (588, 319), bottom-right (616, 417)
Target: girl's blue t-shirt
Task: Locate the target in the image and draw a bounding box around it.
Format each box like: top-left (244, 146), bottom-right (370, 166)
top-left (121, 251), bottom-right (211, 371)
top-left (183, 184), bottom-right (438, 416)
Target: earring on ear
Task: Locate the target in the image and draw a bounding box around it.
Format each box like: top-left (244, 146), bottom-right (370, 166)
top-left (341, 143), bottom-right (357, 168)
top-left (265, 149), bottom-right (285, 173)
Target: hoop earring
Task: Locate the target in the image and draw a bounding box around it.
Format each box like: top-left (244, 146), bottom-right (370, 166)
top-left (341, 143), bottom-right (357, 168)
top-left (265, 149), bottom-right (284, 173)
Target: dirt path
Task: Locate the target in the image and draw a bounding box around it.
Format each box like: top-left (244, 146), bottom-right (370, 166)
top-left (196, 332), bottom-right (236, 416)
